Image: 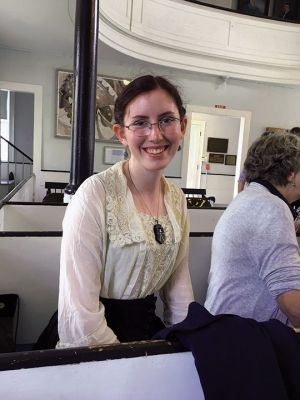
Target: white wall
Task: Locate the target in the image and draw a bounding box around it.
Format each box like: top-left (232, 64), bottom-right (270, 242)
top-left (2, 42), bottom-right (300, 199)
top-left (197, 114), bottom-right (240, 175)
top-left (0, 352), bottom-right (203, 400)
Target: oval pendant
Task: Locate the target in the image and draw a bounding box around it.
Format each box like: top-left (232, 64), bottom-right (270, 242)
top-left (153, 223), bottom-right (165, 244)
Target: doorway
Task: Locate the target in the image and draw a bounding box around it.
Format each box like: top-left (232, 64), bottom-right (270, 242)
top-left (0, 81), bottom-right (43, 199)
top-left (182, 105), bottom-right (251, 205)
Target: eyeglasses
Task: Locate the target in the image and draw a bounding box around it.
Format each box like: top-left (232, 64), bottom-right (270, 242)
top-left (123, 116), bottom-right (182, 137)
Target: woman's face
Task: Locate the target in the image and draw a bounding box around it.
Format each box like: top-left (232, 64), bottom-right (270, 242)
top-left (114, 88), bottom-right (187, 173)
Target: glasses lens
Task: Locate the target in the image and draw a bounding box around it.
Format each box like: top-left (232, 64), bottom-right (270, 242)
top-left (159, 117), bottom-right (180, 132)
top-left (129, 121), bottom-right (151, 136)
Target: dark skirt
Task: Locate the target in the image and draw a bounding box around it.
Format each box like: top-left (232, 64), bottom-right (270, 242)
top-left (100, 294), bottom-right (165, 342)
top-left (34, 294), bottom-right (164, 350)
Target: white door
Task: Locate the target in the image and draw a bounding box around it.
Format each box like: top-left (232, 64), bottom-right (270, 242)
top-left (186, 120), bottom-right (205, 188)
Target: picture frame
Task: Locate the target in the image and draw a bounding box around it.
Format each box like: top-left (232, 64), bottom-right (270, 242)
top-left (56, 70), bottom-right (129, 142)
top-left (103, 146), bottom-right (126, 165)
top-left (208, 153), bottom-right (225, 164)
top-left (238, 0), bottom-right (270, 16)
top-left (224, 154), bottom-right (237, 166)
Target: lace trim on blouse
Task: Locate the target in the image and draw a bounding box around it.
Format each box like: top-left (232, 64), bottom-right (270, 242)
top-left (130, 213), bottom-right (179, 296)
top-left (99, 161), bottom-right (184, 248)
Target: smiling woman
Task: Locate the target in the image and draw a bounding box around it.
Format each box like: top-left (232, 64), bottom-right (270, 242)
top-left (52, 75), bottom-right (194, 350)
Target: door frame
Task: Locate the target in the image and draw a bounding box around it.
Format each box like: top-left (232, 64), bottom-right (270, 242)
top-left (182, 105), bottom-right (251, 198)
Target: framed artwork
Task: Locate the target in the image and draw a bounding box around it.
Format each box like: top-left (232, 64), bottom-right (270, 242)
top-left (208, 153), bottom-right (225, 164)
top-left (56, 70), bottom-right (129, 141)
top-left (238, 0), bottom-right (270, 16)
top-left (225, 154), bottom-right (237, 166)
top-left (103, 146), bottom-right (126, 165)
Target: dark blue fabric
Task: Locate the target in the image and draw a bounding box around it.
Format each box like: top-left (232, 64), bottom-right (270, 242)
top-left (154, 302), bottom-right (300, 400)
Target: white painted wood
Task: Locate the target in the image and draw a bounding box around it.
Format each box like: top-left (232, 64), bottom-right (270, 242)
top-left (0, 205), bottom-right (223, 343)
top-left (0, 203), bottom-right (296, 344)
top-left (186, 121), bottom-right (205, 188)
top-left (9, 177), bottom-right (35, 202)
top-left (1, 204), bottom-right (66, 231)
top-left (189, 236), bottom-right (213, 304)
top-left (0, 208), bottom-right (3, 230)
top-left (100, 0), bottom-right (132, 30)
top-left (0, 352), bottom-right (204, 400)
top-left (0, 236), bottom-right (61, 343)
top-left (99, 0), bottom-right (300, 84)
top-left (189, 208), bottom-right (224, 233)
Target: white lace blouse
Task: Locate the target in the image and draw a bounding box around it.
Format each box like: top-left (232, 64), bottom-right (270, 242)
top-left (57, 161), bottom-right (194, 348)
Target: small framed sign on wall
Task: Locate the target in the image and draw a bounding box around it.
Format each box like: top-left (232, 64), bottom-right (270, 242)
top-left (103, 146), bottom-right (125, 165)
top-left (208, 153), bottom-right (225, 164)
top-left (225, 155), bottom-right (237, 166)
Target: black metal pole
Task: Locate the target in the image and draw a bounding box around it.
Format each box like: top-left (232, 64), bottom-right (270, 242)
top-left (65, 0), bottom-right (99, 198)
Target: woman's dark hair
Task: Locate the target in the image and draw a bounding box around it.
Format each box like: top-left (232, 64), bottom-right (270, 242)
top-left (244, 132), bottom-right (300, 186)
top-left (114, 75), bottom-right (186, 124)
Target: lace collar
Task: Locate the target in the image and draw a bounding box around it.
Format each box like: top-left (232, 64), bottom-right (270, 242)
top-left (99, 161), bottom-right (183, 247)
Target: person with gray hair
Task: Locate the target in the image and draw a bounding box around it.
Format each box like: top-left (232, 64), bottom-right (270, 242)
top-left (205, 132), bottom-right (300, 329)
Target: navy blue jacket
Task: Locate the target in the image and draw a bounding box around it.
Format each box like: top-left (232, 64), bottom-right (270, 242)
top-left (155, 302), bottom-right (300, 400)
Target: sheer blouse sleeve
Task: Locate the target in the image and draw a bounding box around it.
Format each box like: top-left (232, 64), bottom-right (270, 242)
top-left (57, 176), bottom-right (118, 348)
top-left (160, 194), bottom-right (194, 326)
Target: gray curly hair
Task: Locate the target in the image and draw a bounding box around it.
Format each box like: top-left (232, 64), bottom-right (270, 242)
top-left (244, 132), bottom-right (300, 186)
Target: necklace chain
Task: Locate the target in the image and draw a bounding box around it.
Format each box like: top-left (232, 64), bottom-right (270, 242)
top-left (127, 163), bottom-right (160, 223)
top-left (127, 162), bottom-right (165, 245)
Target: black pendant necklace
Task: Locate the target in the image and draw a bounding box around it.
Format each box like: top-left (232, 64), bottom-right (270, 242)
top-left (153, 221), bottom-right (165, 244)
top-left (127, 163), bottom-right (165, 245)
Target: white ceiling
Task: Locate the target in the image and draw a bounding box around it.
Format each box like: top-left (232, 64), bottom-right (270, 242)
top-left (0, 0), bottom-right (89, 54)
top-left (0, 0), bottom-right (131, 67)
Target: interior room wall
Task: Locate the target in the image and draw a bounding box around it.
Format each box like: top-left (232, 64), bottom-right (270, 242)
top-left (191, 114), bottom-right (240, 203)
top-left (1, 44), bottom-right (300, 185)
top-left (193, 114), bottom-right (240, 176)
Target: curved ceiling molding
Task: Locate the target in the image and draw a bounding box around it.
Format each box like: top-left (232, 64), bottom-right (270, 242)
top-left (99, 0), bottom-right (300, 85)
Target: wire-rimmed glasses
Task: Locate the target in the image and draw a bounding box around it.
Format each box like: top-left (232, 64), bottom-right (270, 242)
top-left (123, 116), bottom-right (182, 137)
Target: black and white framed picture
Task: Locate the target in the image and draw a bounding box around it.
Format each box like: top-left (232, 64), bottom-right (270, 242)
top-left (56, 70), bottom-right (129, 142)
